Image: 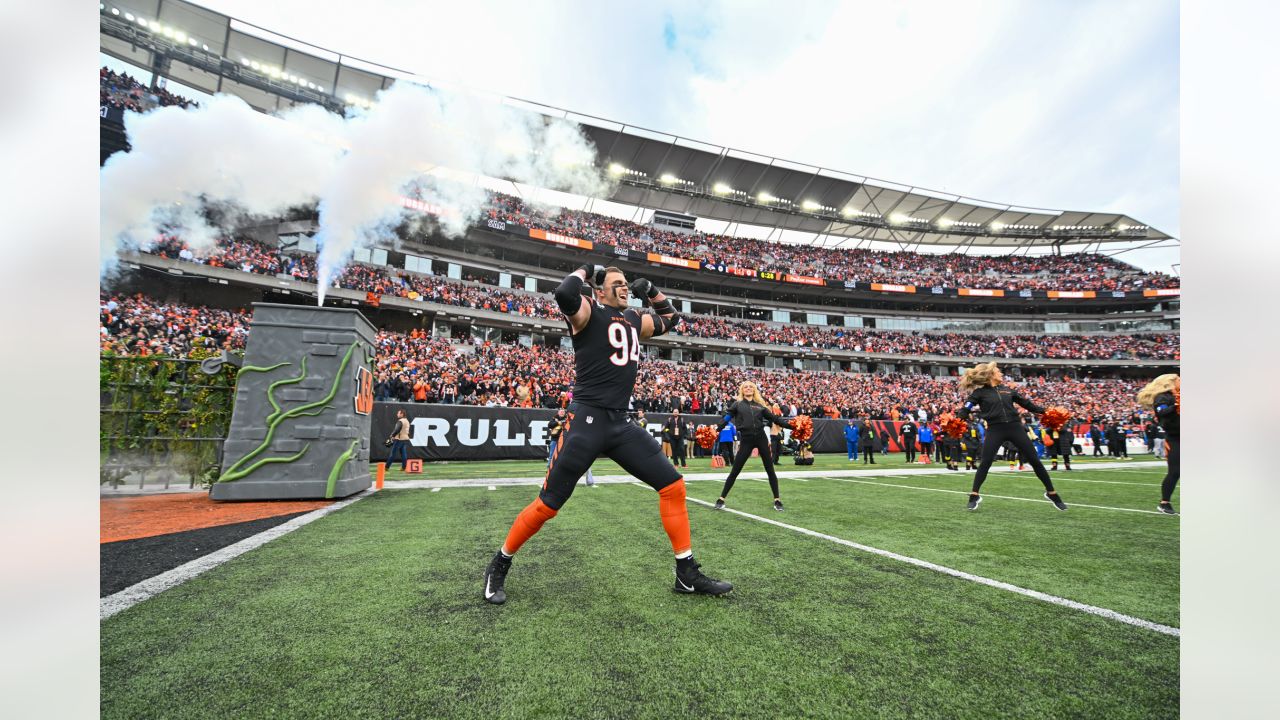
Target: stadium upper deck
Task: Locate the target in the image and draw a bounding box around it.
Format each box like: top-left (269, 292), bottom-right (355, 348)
top-left (99, 1), bottom-right (1177, 265)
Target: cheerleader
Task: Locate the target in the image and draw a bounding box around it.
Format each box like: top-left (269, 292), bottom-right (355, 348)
top-left (1138, 374), bottom-right (1180, 514)
top-left (714, 381), bottom-right (796, 511)
top-left (956, 362), bottom-right (1066, 511)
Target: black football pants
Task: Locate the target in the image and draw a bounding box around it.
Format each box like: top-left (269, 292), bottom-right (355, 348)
top-left (540, 403), bottom-right (680, 510)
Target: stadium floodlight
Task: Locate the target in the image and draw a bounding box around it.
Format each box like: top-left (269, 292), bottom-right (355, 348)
top-left (608, 163), bottom-right (626, 175)
top-left (758, 192), bottom-right (776, 203)
top-left (175, 31), bottom-right (187, 43)
top-left (344, 93), bottom-right (356, 103)
top-left (659, 173), bottom-right (677, 184)
top-left (713, 182), bottom-right (732, 194)
top-left (111, 8), bottom-right (119, 15)
top-left (937, 218), bottom-right (954, 228)
top-left (124, 12), bottom-right (134, 21)
top-left (240, 57), bottom-right (250, 65)
top-left (889, 213), bottom-right (907, 225)
top-left (202, 44), bottom-right (209, 51)
top-left (188, 37), bottom-right (198, 46)
top-left (250, 60), bottom-right (261, 70)
top-left (801, 200), bottom-right (820, 211)
top-left (990, 222), bottom-right (1006, 231)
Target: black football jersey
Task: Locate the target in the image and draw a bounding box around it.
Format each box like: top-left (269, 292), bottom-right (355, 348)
top-left (570, 302), bottom-right (643, 409)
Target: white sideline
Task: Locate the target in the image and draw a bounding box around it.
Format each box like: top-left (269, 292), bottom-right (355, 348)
top-left (100, 489), bottom-right (374, 621)
top-left (686, 496), bottom-right (1180, 637)
top-left (826, 477), bottom-right (1171, 515)
top-left (381, 460), bottom-right (1164, 489)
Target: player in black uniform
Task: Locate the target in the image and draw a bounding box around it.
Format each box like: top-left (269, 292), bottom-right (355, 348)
top-left (1139, 374), bottom-right (1181, 514)
top-left (955, 362), bottom-right (1067, 511)
top-left (714, 381), bottom-right (796, 511)
top-left (483, 265), bottom-right (731, 604)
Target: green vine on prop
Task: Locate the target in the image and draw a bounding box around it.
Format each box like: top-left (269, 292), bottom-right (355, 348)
top-left (325, 439), bottom-right (362, 499)
top-left (264, 355), bottom-right (308, 422)
top-left (219, 342), bottom-right (361, 483)
top-left (236, 361), bottom-right (290, 378)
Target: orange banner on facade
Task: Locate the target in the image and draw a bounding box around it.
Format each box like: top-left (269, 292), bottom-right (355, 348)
top-left (529, 228), bottom-right (593, 250)
top-left (645, 252), bottom-right (701, 269)
top-left (783, 274), bottom-right (825, 286)
top-left (958, 288), bottom-right (1006, 297)
top-left (1142, 288), bottom-right (1181, 297)
top-left (1048, 290), bottom-right (1097, 299)
top-left (870, 283), bottom-right (916, 293)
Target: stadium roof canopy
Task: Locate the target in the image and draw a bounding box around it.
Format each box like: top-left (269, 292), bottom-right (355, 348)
top-left (101, 0), bottom-right (1174, 250)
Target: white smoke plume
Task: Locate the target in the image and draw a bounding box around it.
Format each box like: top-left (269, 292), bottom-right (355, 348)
top-left (101, 82), bottom-right (612, 303)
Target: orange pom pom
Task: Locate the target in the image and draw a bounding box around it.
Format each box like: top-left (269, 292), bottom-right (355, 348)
top-left (695, 425), bottom-right (718, 449)
top-left (938, 412), bottom-right (968, 439)
top-left (1040, 406), bottom-right (1071, 431)
top-left (791, 415), bottom-right (813, 442)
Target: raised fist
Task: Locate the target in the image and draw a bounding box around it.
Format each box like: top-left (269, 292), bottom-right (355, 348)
top-left (579, 264), bottom-right (608, 286)
top-left (629, 277), bottom-right (659, 301)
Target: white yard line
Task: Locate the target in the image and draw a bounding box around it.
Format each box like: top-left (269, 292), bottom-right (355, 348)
top-left (100, 489), bottom-right (374, 621)
top-left (685, 496), bottom-right (1179, 637)
top-left (823, 476), bottom-right (1171, 515)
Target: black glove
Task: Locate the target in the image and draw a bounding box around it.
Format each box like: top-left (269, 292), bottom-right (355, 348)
top-left (579, 264), bottom-right (607, 287)
top-left (629, 277), bottom-right (659, 302)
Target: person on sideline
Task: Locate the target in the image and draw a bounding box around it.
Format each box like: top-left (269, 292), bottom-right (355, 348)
top-left (956, 362), bottom-right (1067, 512)
top-left (1138, 374), bottom-right (1181, 514)
top-left (714, 381), bottom-right (797, 512)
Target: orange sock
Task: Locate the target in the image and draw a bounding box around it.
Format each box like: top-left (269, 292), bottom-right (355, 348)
top-left (502, 497), bottom-right (558, 555)
top-left (658, 479), bottom-right (692, 555)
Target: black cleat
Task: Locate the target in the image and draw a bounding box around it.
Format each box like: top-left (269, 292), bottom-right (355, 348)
top-left (483, 552), bottom-right (512, 604)
top-left (674, 559), bottom-right (733, 596)
top-left (713, 499), bottom-right (725, 510)
top-left (1045, 492), bottom-right (1068, 511)
top-left (1156, 502), bottom-right (1178, 515)
top-left (773, 499), bottom-right (785, 512)
top-left (966, 494), bottom-right (982, 511)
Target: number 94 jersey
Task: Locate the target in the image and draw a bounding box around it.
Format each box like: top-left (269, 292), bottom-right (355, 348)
top-left (570, 303), bottom-right (643, 410)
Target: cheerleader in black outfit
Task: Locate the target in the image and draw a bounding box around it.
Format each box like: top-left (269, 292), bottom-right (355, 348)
top-left (955, 362), bottom-right (1067, 511)
top-left (1138, 374), bottom-right (1180, 514)
top-left (714, 381), bottom-right (795, 511)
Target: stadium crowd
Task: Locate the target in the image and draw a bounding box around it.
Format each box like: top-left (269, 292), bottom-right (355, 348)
top-left (100, 67), bottom-right (199, 113)
top-left (101, 293), bottom-right (1157, 423)
top-left (485, 193), bottom-right (1179, 291)
top-left (141, 236), bottom-right (1179, 361)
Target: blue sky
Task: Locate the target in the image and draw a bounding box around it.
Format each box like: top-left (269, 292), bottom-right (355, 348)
top-left (179, 0), bottom-right (1179, 272)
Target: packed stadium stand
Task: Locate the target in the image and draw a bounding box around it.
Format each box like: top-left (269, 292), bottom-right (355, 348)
top-left (100, 0), bottom-right (1179, 426)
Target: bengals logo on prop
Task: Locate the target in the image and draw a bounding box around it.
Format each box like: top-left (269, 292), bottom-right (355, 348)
top-left (354, 366), bottom-right (374, 415)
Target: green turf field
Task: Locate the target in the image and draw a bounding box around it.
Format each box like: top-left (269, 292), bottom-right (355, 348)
top-left (101, 457), bottom-right (1178, 719)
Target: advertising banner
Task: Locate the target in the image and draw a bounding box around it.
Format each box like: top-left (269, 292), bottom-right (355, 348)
top-left (870, 283), bottom-right (916, 293)
top-left (529, 228), bottom-right (593, 250)
top-left (645, 252), bottom-right (701, 269)
top-left (368, 404), bottom-right (940, 461)
top-left (784, 273), bottom-right (826, 286)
